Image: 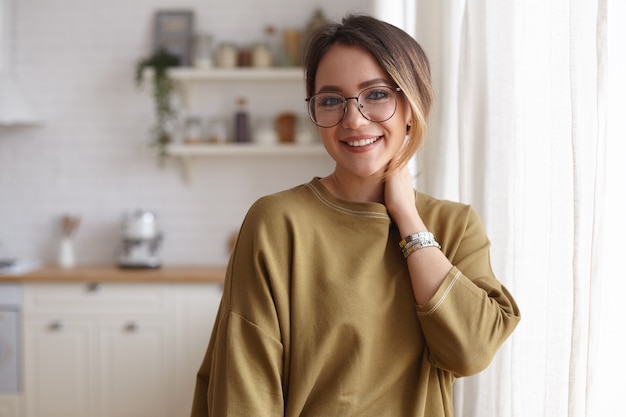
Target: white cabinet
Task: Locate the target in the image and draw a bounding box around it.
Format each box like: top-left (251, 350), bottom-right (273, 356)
top-left (24, 317), bottom-right (94, 417)
top-left (22, 282), bottom-right (222, 417)
top-left (173, 284), bottom-right (223, 416)
top-left (100, 319), bottom-right (172, 417)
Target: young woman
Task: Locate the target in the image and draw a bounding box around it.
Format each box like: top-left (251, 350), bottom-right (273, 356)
top-left (191, 14), bottom-right (520, 417)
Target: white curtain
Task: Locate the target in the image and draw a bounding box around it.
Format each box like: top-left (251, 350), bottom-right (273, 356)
top-left (377, 0), bottom-right (626, 415)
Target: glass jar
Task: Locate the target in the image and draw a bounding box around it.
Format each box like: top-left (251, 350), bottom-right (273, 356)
top-left (193, 34), bottom-right (214, 69)
top-left (207, 117), bottom-right (228, 144)
top-left (254, 118), bottom-right (278, 145)
top-left (184, 116), bottom-right (204, 144)
top-left (252, 43), bottom-right (272, 68)
top-left (295, 117), bottom-right (316, 145)
top-left (216, 43), bottom-right (237, 68)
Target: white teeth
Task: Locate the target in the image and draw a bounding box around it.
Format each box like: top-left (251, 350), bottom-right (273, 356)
top-left (346, 137), bottom-right (380, 147)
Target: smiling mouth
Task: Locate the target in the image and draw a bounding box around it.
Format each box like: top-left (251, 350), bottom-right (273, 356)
top-left (345, 136), bottom-right (382, 147)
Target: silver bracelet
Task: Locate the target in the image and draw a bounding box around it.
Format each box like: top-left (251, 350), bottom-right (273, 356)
top-left (399, 231), bottom-right (441, 258)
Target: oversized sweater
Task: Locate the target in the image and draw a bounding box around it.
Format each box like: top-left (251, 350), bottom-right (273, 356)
top-left (191, 177), bottom-right (520, 417)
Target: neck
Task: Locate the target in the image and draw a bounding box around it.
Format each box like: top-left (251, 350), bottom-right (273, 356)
top-left (321, 171), bottom-right (384, 203)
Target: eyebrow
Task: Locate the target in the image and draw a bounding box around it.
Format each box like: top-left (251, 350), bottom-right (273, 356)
top-left (316, 78), bottom-right (394, 94)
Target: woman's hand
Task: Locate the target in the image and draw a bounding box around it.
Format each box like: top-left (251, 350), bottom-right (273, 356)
top-left (384, 161), bottom-right (424, 235)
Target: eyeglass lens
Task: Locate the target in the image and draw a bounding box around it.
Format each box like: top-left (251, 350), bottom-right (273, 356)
top-left (307, 86), bottom-right (398, 128)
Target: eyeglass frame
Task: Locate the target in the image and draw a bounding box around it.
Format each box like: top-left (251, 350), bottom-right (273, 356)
top-left (305, 86), bottom-right (403, 128)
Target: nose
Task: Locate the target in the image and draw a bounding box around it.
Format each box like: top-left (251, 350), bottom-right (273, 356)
top-left (341, 97), bottom-right (369, 129)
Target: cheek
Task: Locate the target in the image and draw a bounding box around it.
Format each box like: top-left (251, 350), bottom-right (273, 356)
top-left (316, 126), bottom-right (336, 147)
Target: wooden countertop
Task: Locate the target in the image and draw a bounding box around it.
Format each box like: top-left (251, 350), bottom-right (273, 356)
top-left (0, 265), bottom-right (226, 283)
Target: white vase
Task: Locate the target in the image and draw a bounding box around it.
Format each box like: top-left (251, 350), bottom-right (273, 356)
top-left (58, 237), bottom-right (75, 268)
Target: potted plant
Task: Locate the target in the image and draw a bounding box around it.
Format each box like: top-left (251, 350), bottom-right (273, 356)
top-left (135, 48), bottom-right (180, 163)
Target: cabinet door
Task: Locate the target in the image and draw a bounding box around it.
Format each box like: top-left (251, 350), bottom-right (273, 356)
top-left (23, 318), bottom-right (95, 417)
top-left (172, 284), bottom-right (223, 417)
top-left (99, 318), bottom-right (172, 417)
top-left (23, 283), bottom-right (169, 315)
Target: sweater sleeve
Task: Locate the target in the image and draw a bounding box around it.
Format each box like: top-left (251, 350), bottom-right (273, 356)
top-left (415, 205), bottom-right (521, 377)
top-left (190, 197), bottom-right (287, 416)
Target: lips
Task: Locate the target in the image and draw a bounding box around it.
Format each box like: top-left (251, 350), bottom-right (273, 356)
top-left (345, 136), bottom-right (382, 147)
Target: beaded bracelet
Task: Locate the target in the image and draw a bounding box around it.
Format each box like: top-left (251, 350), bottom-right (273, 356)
top-left (399, 231), bottom-right (441, 258)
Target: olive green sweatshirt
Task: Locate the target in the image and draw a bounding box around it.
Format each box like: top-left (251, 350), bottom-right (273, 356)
top-left (191, 177), bottom-right (520, 417)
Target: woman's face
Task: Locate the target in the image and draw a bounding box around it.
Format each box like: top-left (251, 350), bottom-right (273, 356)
top-left (313, 44), bottom-right (411, 180)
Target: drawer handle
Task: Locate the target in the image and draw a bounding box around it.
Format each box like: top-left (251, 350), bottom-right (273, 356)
top-left (86, 282), bottom-right (102, 292)
top-left (49, 321), bottom-right (64, 331)
top-left (125, 321), bottom-right (140, 332)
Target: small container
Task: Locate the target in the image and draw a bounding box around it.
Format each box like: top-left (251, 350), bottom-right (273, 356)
top-left (184, 116), bottom-right (204, 144)
top-left (263, 25), bottom-right (280, 65)
top-left (252, 43), bottom-right (272, 68)
top-left (58, 237), bottom-right (75, 268)
top-left (193, 34), bottom-right (214, 69)
top-left (217, 43), bottom-right (237, 68)
top-left (282, 29), bottom-right (302, 66)
top-left (275, 112), bottom-right (297, 143)
top-left (238, 46), bottom-right (253, 67)
top-left (58, 214), bottom-right (80, 268)
top-left (207, 117), bottom-right (228, 143)
top-left (295, 117), bottom-right (315, 144)
top-left (234, 98), bottom-right (251, 143)
top-left (254, 118), bottom-right (278, 145)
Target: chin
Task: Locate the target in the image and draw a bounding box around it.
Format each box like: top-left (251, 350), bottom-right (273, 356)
top-left (348, 165), bottom-right (388, 179)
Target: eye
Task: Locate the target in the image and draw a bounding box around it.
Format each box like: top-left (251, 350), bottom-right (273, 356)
top-left (316, 94), bottom-right (344, 108)
top-left (363, 87), bottom-right (392, 102)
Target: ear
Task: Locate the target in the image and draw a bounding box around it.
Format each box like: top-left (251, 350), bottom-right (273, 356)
top-left (400, 94), bottom-right (413, 133)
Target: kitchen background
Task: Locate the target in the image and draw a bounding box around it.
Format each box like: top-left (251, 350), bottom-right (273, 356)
top-left (0, 0), bottom-right (374, 268)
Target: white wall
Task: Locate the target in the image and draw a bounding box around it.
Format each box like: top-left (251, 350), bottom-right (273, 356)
top-left (0, 0), bottom-right (372, 266)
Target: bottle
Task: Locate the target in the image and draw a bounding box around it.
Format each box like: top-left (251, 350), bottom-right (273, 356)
top-left (234, 98), bottom-right (251, 143)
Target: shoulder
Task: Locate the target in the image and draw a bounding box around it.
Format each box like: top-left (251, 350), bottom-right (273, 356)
top-left (240, 182), bottom-right (317, 233)
top-left (248, 183), bottom-right (312, 216)
top-left (416, 192), bottom-right (485, 237)
top-left (417, 192), bottom-right (473, 219)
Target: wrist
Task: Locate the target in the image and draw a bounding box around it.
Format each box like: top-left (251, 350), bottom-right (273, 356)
top-left (399, 231), bottom-right (441, 258)
top-left (395, 215), bottom-right (427, 238)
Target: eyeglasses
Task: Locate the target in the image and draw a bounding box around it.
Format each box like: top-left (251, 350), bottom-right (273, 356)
top-left (305, 86), bottom-right (402, 128)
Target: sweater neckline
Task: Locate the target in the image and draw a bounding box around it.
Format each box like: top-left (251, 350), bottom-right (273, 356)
top-left (306, 177), bottom-right (391, 221)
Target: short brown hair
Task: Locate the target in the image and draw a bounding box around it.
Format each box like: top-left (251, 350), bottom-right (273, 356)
top-left (303, 14), bottom-right (434, 173)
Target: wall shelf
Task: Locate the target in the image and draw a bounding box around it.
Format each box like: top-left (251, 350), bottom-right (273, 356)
top-left (141, 67), bottom-right (317, 183)
top-left (150, 66), bottom-right (306, 110)
top-left (167, 67), bottom-right (304, 82)
top-left (167, 143), bottom-right (324, 156)
top-left (166, 143), bottom-right (326, 183)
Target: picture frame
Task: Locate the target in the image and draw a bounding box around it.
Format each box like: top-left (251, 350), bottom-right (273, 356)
top-left (153, 10), bottom-right (194, 66)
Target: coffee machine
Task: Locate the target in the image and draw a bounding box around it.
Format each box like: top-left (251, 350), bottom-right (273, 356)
top-left (118, 210), bottom-right (162, 269)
